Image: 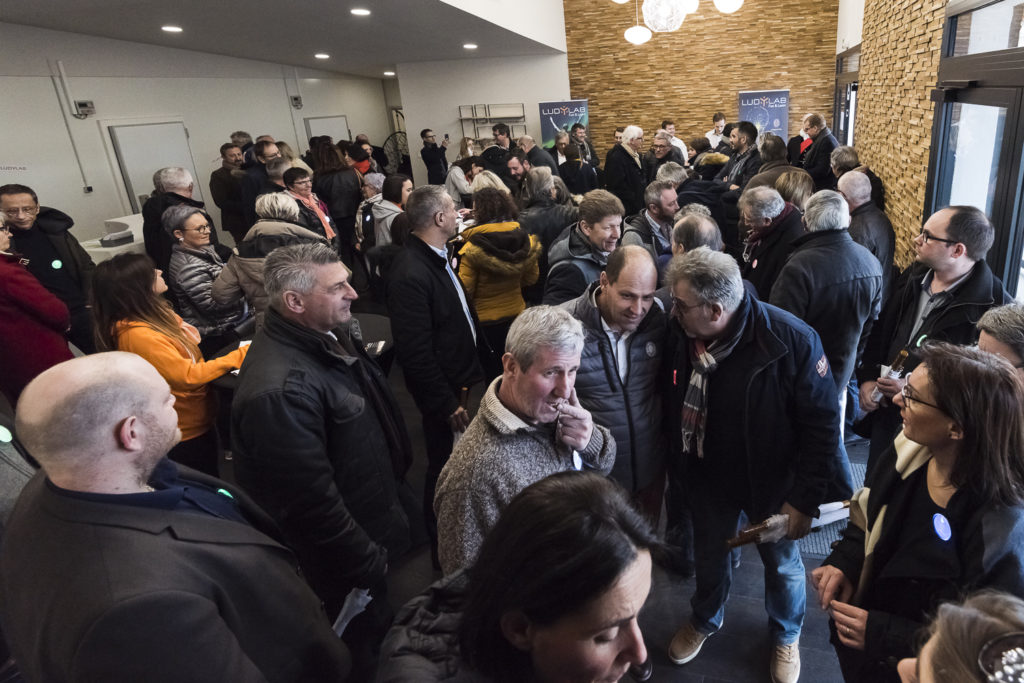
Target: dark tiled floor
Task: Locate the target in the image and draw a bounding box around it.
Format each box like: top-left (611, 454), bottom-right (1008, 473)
top-left (380, 341), bottom-right (867, 682)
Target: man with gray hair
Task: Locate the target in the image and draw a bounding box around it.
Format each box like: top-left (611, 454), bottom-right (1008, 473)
top-left (257, 157), bottom-right (290, 196)
top-left (605, 125), bottom-right (647, 215)
top-left (142, 166), bottom-right (227, 273)
top-left (622, 179), bottom-right (679, 273)
top-left (434, 305), bottom-right (615, 574)
top-left (232, 242), bottom-right (413, 676)
top-left (838, 169), bottom-right (895, 300)
top-left (978, 302), bottom-right (1024, 377)
top-left (2, 353), bottom-right (352, 681)
top-left (737, 185), bottom-right (804, 299)
top-left (665, 247), bottom-right (843, 683)
top-left (518, 134), bottom-right (559, 175)
top-left (830, 145), bottom-right (885, 210)
top-left (645, 129), bottom-right (685, 182)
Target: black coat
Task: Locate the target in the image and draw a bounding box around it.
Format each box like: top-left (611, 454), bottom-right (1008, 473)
top-left (848, 202), bottom-right (896, 303)
top-left (716, 148), bottom-right (762, 189)
top-left (769, 229), bottom-right (883, 391)
top-left (313, 168), bottom-right (362, 240)
top-left (527, 145), bottom-right (559, 175)
top-left (740, 203), bottom-right (805, 300)
top-left (240, 164), bottom-right (269, 227)
top-left (604, 144), bottom-right (646, 216)
top-left (542, 224), bottom-right (607, 305)
top-left (517, 200), bottom-right (579, 304)
top-left (208, 166), bottom-right (246, 240)
top-left (386, 235), bottom-right (488, 419)
top-left (644, 147), bottom-right (685, 183)
top-left (558, 160), bottom-right (598, 195)
top-left (421, 143), bottom-right (449, 185)
top-left (232, 308), bottom-right (413, 614)
top-left (801, 128), bottom-right (840, 191)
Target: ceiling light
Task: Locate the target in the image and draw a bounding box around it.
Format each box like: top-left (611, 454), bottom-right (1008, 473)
top-left (383, 71), bottom-right (395, 76)
top-left (463, 43), bottom-right (478, 49)
top-left (713, 0), bottom-right (744, 12)
top-left (161, 25), bottom-right (183, 33)
top-left (350, 8), bottom-right (371, 16)
top-left (624, 24), bottom-right (652, 44)
top-left (315, 53), bottom-right (330, 59)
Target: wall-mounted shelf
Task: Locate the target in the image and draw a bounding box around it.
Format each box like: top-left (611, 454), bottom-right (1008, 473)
top-left (459, 103), bottom-right (527, 140)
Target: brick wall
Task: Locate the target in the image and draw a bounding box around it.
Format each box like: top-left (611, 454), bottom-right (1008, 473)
top-left (562, 0), bottom-right (838, 157)
top-left (854, 0), bottom-right (945, 267)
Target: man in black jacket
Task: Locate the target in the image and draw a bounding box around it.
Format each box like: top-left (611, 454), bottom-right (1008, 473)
top-left (839, 170), bottom-right (896, 302)
top-left (208, 142), bottom-right (247, 243)
top-left (480, 123), bottom-right (517, 190)
top-left (857, 205), bottom-right (1011, 471)
top-left (241, 140), bottom-right (281, 226)
top-left (518, 134), bottom-right (559, 175)
top-left (543, 189), bottom-right (623, 305)
top-left (604, 125), bottom-right (647, 215)
top-left (715, 121), bottom-right (761, 191)
top-left (799, 113), bottom-right (839, 191)
top-left (419, 128), bottom-right (449, 185)
top-left (386, 185), bottom-right (491, 561)
top-left (1, 183), bottom-right (96, 353)
top-left (232, 242), bottom-right (413, 677)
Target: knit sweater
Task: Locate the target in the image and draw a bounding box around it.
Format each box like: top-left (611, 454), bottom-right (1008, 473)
top-left (433, 377), bottom-right (615, 575)
top-left (114, 318), bottom-right (248, 440)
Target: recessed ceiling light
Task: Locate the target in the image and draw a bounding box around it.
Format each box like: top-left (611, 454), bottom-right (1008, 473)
top-left (463, 43), bottom-right (478, 49)
top-left (383, 71), bottom-right (396, 76)
top-left (350, 8), bottom-right (371, 16)
top-left (161, 25), bottom-right (183, 33)
top-left (315, 53), bottom-right (330, 59)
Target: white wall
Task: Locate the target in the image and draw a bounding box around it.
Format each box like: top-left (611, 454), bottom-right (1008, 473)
top-left (439, 0), bottom-right (567, 52)
top-left (397, 54), bottom-right (570, 186)
top-left (836, 0), bottom-right (865, 52)
top-left (0, 23), bottom-right (392, 241)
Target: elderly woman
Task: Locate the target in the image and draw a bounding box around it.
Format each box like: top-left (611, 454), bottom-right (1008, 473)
top-left (813, 342), bottom-right (1024, 682)
top-left (604, 125), bottom-right (646, 215)
top-left (283, 167), bottom-right (335, 242)
top-left (456, 188), bottom-right (540, 354)
top-left (379, 471), bottom-right (656, 682)
top-left (92, 252), bottom-right (247, 476)
top-left (355, 171), bottom-right (385, 251)
top-left (446, 156), bottom-right (478, 209)
top-left (164, 204), bottom-right (250, 356)
top-left (212, 193), bottom-right (326, 327)
top-left (470, 169), bottom-right (509, 195)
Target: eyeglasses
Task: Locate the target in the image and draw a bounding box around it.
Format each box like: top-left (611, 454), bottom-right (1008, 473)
top-left (291, 179), bottom-right (313, 186)
top-left (900, 382), bottom-right (944, 412)
top-left (671, 297), bottom-right (706, 314)
top-left (2, 206), bottom-right (38, 218)
top-left (918, 228), bottom-right (959, 246)
top-left (183, 224), bottom-right (212, 233)
top-left (652, 144), bottom-right (670, 150)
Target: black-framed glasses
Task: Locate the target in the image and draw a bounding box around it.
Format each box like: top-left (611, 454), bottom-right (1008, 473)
top-left (184, 224), bottom-right (212, 233)
top-left (900, 382), bottom-right (944, 412)
top-left (671, 297), bottom-right (706, 314)
top-left (919, 228), bottom-right (959, 246)
top-left (2, 206), bottom-right (38, 218)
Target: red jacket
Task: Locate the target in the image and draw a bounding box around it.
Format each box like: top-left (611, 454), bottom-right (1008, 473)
top-left (0, 252), bottom-right (73, 405)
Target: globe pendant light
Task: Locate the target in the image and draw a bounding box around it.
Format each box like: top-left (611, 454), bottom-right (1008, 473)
top-left (611, 0), bottom-right (630, 4)
top-left (642, 0), bottom-right (687, 32)
top-left (713, 0), bottom-right (744, 13)
top-left (625, 0), bottom-right (653, 44)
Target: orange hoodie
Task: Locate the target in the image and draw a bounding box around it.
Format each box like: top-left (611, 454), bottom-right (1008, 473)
top-left (115, 318), bottom-right (248, 441)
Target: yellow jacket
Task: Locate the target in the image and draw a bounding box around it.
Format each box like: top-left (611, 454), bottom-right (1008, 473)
top-left (457, 221), bottom-right (541, 322)
top-left (115, 318), bottom-right (248, 441)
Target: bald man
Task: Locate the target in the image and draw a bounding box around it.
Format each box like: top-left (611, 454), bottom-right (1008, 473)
top-left (0, 353), bottom-right (350, 682)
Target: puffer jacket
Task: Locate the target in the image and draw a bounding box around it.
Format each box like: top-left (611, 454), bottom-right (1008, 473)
top-left (169, 244), bottom-right (249, 337)
top-left (456, 222), bottom-right (540, 322)
top-left (211, 220), bottom-right (326, 326)
top-left (372, 200), bottom-right (404, 247)
top-left (542, 223), bottom-right (608, 305)
top-left (562, 283), bottom-right (667, 491)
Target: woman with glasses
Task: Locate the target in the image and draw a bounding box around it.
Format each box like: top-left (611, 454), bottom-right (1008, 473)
top-left (282, 167), bottom-right (335, 243)
top-left (812, 342), bottom-right (1024, 682)
top-left (0, 218), bottom-right (73, 406)
top-left (91, 252), bottom-right (248, 476)
top-left (164, 204), bottom-right (250, 356)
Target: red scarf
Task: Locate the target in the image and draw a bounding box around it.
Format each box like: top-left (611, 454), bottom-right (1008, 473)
top-left (354, 159), bottom-right (371, 175)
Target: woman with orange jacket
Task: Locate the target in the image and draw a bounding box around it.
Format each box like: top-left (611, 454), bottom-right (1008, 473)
top-left (91, 253), bottom-right (247, 476)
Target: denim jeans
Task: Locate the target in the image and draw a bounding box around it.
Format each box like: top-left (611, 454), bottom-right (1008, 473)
top-left (685, 478), bottom-right (806, 645)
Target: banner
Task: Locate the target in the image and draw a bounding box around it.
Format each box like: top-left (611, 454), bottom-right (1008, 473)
top-left (539, 99), bottom-right (589, 148)
top-left (737, 90), bottom-right (790, 138)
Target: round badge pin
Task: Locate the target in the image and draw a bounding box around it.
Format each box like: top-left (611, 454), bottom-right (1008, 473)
top-left (933, 512), bottom-right (952, 541)
top-left (51, 259), bottom-right (63, 270)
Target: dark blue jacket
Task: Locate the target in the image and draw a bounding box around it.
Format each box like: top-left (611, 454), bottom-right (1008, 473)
top-left (666, 294), bottom-right (846, 517)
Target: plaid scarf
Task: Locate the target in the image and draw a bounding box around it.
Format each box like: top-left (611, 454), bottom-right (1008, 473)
top-left (680, 324), bottom-right (745, 458)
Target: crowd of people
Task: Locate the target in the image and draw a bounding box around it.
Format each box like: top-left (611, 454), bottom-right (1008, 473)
top-left (1, 109), bottom-right (1024, 683)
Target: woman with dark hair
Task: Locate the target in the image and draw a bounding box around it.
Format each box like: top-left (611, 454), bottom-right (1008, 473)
top-left (312, 143), bottom-right (361, 264)
top-left (346, 142), bottom-right (372, 175)
top-left (164, 204), bottom-right (250, 356)
top-left (283, 166), bottom-right (335, 242)
top-left (897, 591), bottom-right (1024, 683)
top-left (446, 156), bottom-right (478, 209)
top-left (813, 342), bottom-right (1024, 682)
top-left (379, 471), bottom-right (657, 682)
top-left (517, 167), bottom-right (579, 305)
top-left (456, 187), bottom-right (540, 354)
top-left (92, 253), bottom-right (248, 476)
top-left (558, 142), bottom-right (599, 196)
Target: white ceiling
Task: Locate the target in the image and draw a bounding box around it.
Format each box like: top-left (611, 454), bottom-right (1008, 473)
top-left (0, 0), bottom-right (563, 79)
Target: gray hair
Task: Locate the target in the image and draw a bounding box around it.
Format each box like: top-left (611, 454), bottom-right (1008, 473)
top-left (621, 126), bottom-right (643, 146)
top-left (155, 167), bottom-right (193, 194)
top-left (672, 214), bottom-right (723, 252)
top-left (655, 162), bottom-right (688, 186)
top-left (266, 157), bottom-right (291, 181)
top-left (264, 242), bottom-right (340, 306)
top-left (518, 135), bottom-right (535, 149)
top-left (505, 306), bottom-right (584, 370)
top-left (161, 203), bottom-right (205, 237)
top-left (521, 167), bottom-right (555, 206)
top-left (738, 186), bottom-right (785, 222)
top-left (830, 145), bottom-right (860, 174)
top-left (406, 185), bottom-right (451, 232)
top-left (979, 303), bottom-right (1024, 362)
top-left (256, 192), bottom-right (300, 222)
top-left (653, 129), bottom-right (673, 144)
top-left (803, 190), bottom-right (850, 232)
top-left (676, 203), bottom-right (712, 219)
top-left (644, 180), bottom-right (676, 209)
top-left (665, 246), bottom-right (743, 312)
top-left (363, 172), bottom-right (386, 193)
top-left (555, 130), bottom-right (570, 143)
top-left (230, 130), bottom-right (253, 146)
top-left (837, 170), bottom-right (872, 207)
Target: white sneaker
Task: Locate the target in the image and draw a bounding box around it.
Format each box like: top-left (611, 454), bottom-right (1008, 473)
top-left (771, 640), bottom-right (801, 683)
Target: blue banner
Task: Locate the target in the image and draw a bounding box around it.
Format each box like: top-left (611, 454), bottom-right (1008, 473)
top-left (539, 100), bottom-right (589, 148)
top-left (738, 90), bottom-right (790, 138)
